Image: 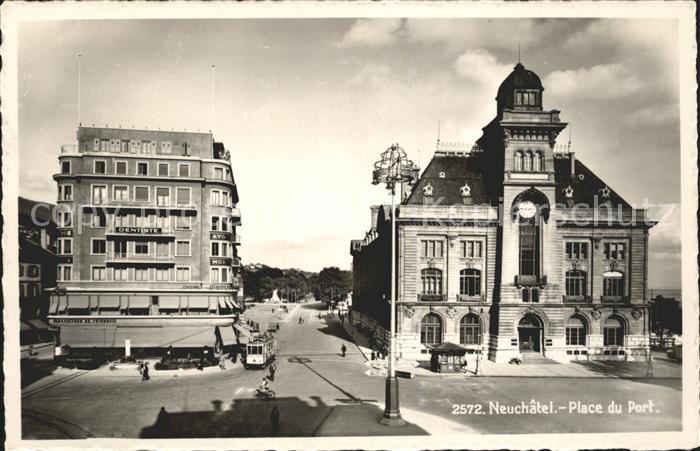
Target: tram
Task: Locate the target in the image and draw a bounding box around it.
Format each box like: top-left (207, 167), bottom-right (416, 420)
top-left (243, 334), bottom-right (277, 369)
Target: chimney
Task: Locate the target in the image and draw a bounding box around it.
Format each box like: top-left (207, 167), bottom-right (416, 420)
top-left (570, 151), bottom-right (576, 178)
top-left (370, 205), bottom-right (381, 230)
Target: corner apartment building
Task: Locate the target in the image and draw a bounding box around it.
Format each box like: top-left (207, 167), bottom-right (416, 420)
top-left (48, 126), bottom-right (243, 353)
top-left (351, 63), bottom-right (656, 363)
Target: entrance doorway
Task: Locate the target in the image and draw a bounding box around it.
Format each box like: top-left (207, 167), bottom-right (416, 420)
top-left (518, 314), bottom-right (542, 353)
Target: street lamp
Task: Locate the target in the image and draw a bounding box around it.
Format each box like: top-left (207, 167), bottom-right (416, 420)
top-left (372, 143), bottom-right (419, 426)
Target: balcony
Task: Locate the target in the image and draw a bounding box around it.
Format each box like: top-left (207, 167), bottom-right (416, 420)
top-left (601, 295), bottom-right (629, 303)
top-left (61, 144), bottom-right (79, 154)
top-left (563, 295), bottom-right (591, 303)
top-left (457, 294), bottom-right (485, 303)
top-left (81, 196), bottom-right (199, 212)
top-left (231, 257), bottom-right (242, 268)
top-left (514, 275), bottom-right (547, 287)
top-left (105, 253), bottom-right (174, 266)
top-left (418, 293), bottom-right (447, 302)
top-left (106, 225), bottom-right (175, 239)
top-left (232, 233), bottom-right (241, 244)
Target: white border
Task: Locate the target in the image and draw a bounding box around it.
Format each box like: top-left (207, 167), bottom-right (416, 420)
top-left (2, 2), bottom-right (697, 450)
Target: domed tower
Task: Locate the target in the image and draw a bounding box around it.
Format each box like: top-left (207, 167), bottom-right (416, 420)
top-left (496, 62), bottom-right (544, 116)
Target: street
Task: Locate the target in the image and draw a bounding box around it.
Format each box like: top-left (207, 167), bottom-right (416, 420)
top-left (21, 302), bottom-right (682, 438)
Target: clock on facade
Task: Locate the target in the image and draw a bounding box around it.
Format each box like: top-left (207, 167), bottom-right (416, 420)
top-left (518, 200), bottom-right (537, 219)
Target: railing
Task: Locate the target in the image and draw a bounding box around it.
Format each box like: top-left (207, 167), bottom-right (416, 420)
top-left (398, 205), bottom-right (498, 222)
top-left (556, 208), bottom-right (649, 225)
top-left (562, 295), bottom-right (591, 303)
top-left (61, 144), bottom-right (79, 154)
top-left (457, 294), bottom-right (485, 302)
top-left (54, 280), bottom-right (239, 290)
top-left (418, 293), bottom-right (447, 302)
top-left (601, 295), bottom-right (629, 303)
top-left (514, 275), bottom-right (547, 287)
top-left (81, 196), bottom-right (199, 210)
top-left (105, 253), bottom-right (174, 264)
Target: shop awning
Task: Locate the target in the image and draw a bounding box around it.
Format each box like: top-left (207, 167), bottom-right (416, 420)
top-left (49, 296), bottom-right (59, 314)
top-left (129, 295), bottom-right (150, 309)
top-left (27, 319), bottom-right (50, 330)
top-left (233, 323), bottom-right (251, 337)
top-left (218, 297), bottom-right (228, 308)
top-left (209, 296), bottom-right (219, 310)
top-left (230, 298), bottom-right (241, 309)
top-left (217, 325), bottom-right (238, 345)
top-left (68, 295), bottom-right (90, 309)
top-left (188, 296), bottom-right (209, 309)
top-left (159, 295), bottom-right (180, 309)
top-left (57, 296), bottom-right (68, 312)
top-left (20, 321), bottom-right (31, 332)
top-left (99, 295), bottom-right (121, 309)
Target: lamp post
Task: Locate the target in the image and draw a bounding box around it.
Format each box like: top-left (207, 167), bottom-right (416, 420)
top-left (372, 143), bottom-right (419, 426)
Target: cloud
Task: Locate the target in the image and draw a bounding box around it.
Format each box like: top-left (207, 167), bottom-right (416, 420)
top-left (544, 64), bottom-right (643, 100)
top-left (454, 49), bottom-right (512, 86)
top-left (337, 19), bottom-right (403, 47)
top-left (621, 103), bottom-right (680, 128)
top-left (346, 62), bottom-right (393, 87)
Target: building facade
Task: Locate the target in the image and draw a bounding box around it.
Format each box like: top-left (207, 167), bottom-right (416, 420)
top-left (351, 63), bottom-right (655, 363)
top-left (48, 126), bottom-right (243, 353)
top-left (19, 197), bottom-right (58, 343)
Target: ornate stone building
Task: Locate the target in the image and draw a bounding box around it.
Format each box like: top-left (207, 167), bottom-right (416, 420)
top-left (351, 63), bottom-right (655, 363)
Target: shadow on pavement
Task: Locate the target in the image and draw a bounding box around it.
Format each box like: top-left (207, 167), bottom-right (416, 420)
top-left (139, 396), bottom-right (427, 437)
top-left (21, 358), bottom-right (58, 388)
top-left (571, 358), bottom-right (682, 388)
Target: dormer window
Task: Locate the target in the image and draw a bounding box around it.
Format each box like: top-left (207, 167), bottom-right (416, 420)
top-left (515, 90), bottom-right (539, 106)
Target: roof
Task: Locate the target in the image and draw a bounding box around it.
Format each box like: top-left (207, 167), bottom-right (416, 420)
top-left (554, 156), bottom-right (633, 209)
top-left (428, 342), bottom-right (468, 353)
top-left (18, 197), bottom-right (56, 224)
top-left (403, 153), bottom-right (500, 206)
top-left (497, 63), bottom-right (543, 99)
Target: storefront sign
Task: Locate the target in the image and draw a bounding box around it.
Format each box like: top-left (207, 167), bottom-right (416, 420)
top-left (210, 257), bottom-right (232, 266)
top-left (210, 232), bottom-right (232, 240)
top-left (115, 227), bottom-right (163, 234)
top-left (52, 318), bottom-right (117, 324)
top-left (181, 283), bottom-right (202, 289)
top-left (209, 283), bottom-right (233, 290)
top-left (58, 229), bottom-right (73, 237)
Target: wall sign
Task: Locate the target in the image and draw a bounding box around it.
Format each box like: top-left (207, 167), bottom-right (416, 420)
top-left (52, 318), bottom-right (117, 324)
top-left (58, 229), bottom-right (74, 237)
top-left (57, 256), bottom-right (73, 263)
top-left (114, 227), bottom-right (163, 234)
top-left (210, 232), bottom-right (232, 240)
top-left (210, 257), bottom-right (232, 266)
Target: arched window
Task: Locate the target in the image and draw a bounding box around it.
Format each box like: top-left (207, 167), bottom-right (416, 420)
top-left (603, 271), bottom-right (624, 298)
top-left (459, 268), bottom-right (481, 297)
top-left (532, 151), bottom-right (543, 172)
top-left (459, 314), bottom-right (480, 345)
top-left (523, 151), bottom-right (532, 171)
top-left (514, 151), bottom-right (523, 171)
top-left (421, 313), bottom-right (443, 345)
top-left (603, 316), bottom-right (624, 346)
top-left (565, 316), bottom-right (586, 346)
top-left (565, 270), bottom-right (587, 297)
top-left (421, 268), bottom-right (443, 295)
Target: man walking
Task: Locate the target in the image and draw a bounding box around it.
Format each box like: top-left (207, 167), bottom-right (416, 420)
top-left (142, 362), bottom-right (150, 381)
top-left (271, 406), bottom-right (280, 436)
top-left (341, 344), bottom-right (347, 357)
top-left (268, 362), bottom-right (276, 381)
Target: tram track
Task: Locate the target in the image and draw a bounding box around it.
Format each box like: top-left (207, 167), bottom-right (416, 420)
top-left (22, 369), bottom-right (90, 399)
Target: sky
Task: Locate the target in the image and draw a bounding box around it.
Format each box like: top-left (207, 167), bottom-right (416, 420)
top-left (17, 18), bottom-right (681, 288)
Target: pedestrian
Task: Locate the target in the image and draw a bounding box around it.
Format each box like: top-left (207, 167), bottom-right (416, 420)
top-left (219, 355), bottom-right (226, 370)
top-left (269, 363), bottom-right (276, 381)
top-left (371, 350), bottom-right (376, 361)
top-left (155, 406), bottom-right (171, 437)
top-left (231, 351), bottom-right (238, 364)
top-left (341, 344), bottom-right (347, 357)
top-left (270, 406), bottom-right (280, 436)
top-left (142, 362), bottom-right (150, 381)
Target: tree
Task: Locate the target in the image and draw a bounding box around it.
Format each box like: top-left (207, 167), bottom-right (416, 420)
top-left (650, 295), bottom-right (682, 345)
top-left (312, 266), bottom-right (352, 303)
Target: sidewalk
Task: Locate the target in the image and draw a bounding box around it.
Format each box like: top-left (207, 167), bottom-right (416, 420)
top-left (342, 320), bottom-right (681, 379)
